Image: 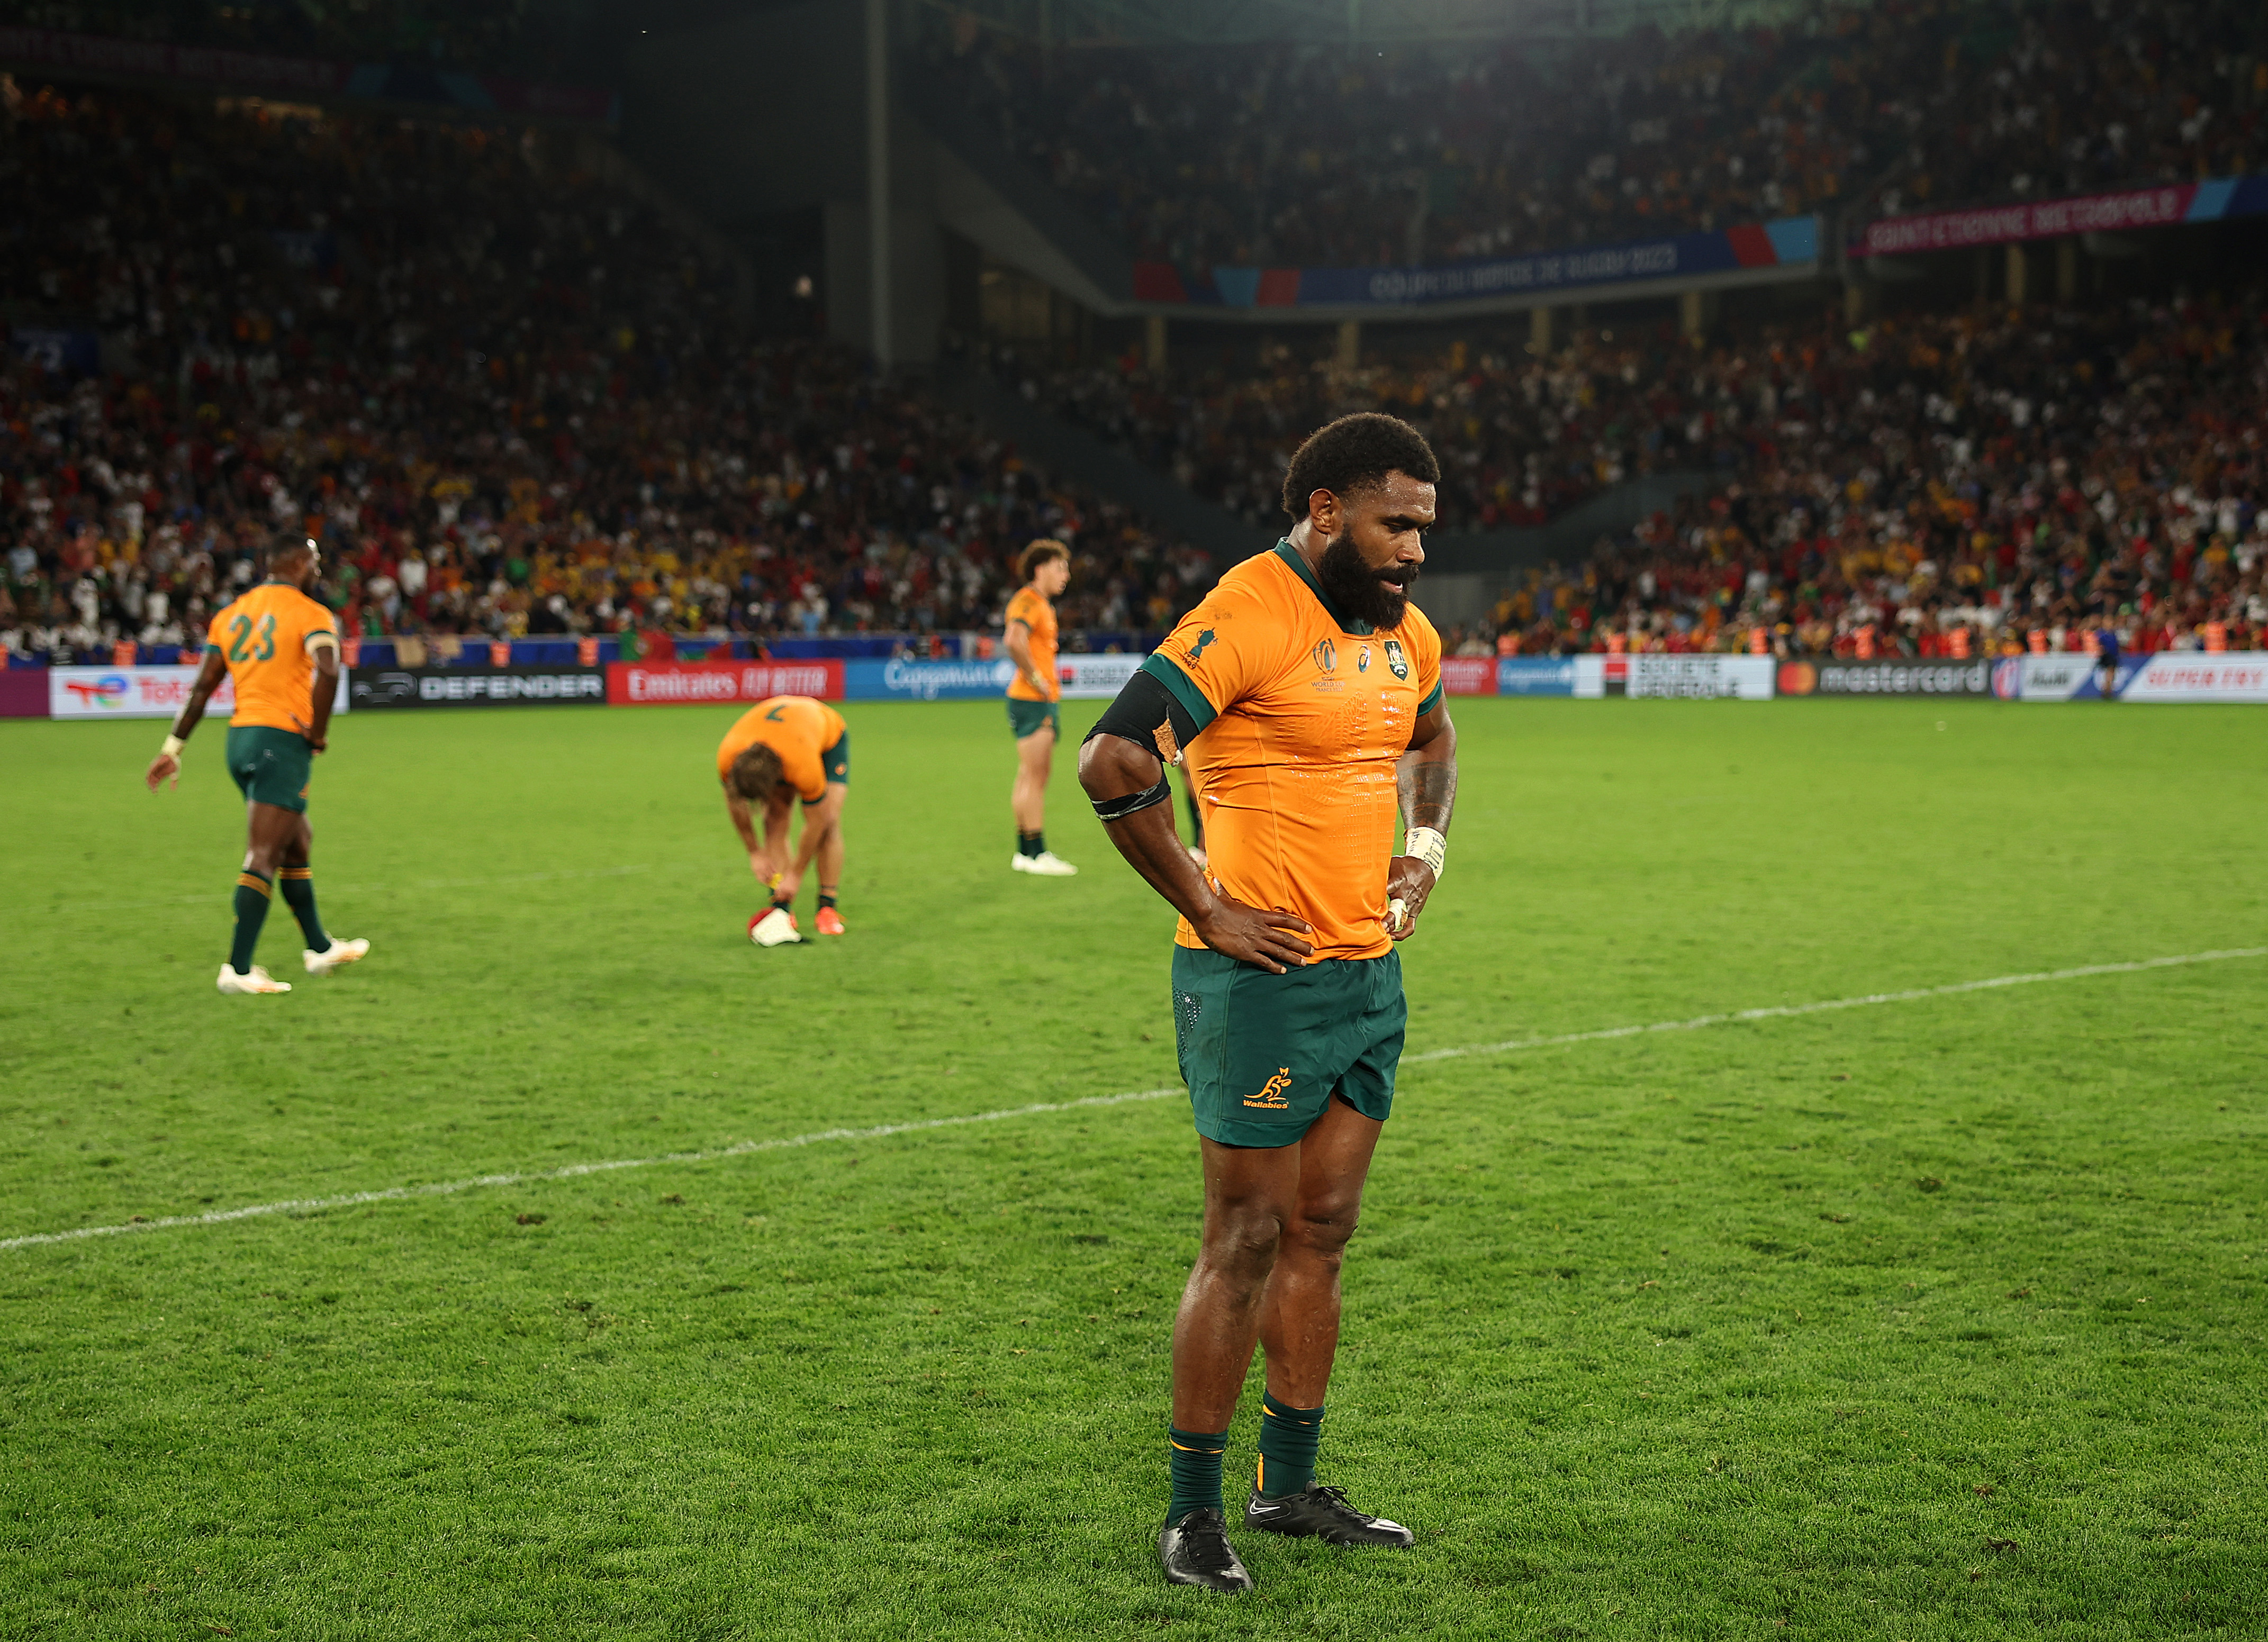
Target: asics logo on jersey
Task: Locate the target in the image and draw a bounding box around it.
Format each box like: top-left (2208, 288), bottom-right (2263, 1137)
top-left (1244, 1068), bottom-right (1294, 1109)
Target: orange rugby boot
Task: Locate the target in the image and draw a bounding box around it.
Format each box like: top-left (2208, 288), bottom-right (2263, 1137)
top-left (815, 906), bottom-right (847, 936)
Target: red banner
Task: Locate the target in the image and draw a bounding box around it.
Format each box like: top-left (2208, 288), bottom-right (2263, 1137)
top-left (1857, 185), bottom-right (2196, 257)
top-left (1440, 657), bottom-right (1497, 696)
top-left (606, 660), bottom-right (844, 706)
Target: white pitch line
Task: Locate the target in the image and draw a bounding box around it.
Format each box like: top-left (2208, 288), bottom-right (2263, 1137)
top-left (5, 945), bottom-right (2262, 1256)
top-left (1402, 947), bottom-right (2268, 1064)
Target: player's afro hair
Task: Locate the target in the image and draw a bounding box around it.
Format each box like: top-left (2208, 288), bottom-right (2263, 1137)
top-left (1280, 412), bottom-right (1441, 520)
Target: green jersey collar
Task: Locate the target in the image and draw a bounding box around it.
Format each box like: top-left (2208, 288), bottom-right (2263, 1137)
top-left (1273, 537), bottom-right (1376, 636)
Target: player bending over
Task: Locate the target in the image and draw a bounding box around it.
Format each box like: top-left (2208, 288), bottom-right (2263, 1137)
top-left (1079, 413), bottom-right (1458, 1594)
top-left (1003, 538), bottom-right (1078, 876)
top-left (145, 536), bottom-right (369, 994)
top-left (719, 694), bottom-right (850, 945)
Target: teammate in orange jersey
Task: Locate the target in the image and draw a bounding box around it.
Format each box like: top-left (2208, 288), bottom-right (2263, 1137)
top-left (144, 537), bottom-right (369, 995)
top-left (1080, 413), bottom-right (1456, 1593)
top-left (718, 694), bottom-right (851, 942)
top-left (1002, 538), bottom-right (1078, 876)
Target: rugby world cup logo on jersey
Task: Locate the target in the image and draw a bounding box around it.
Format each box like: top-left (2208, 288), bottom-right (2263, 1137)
top-left (1312, 638), bottom-right (1336, 673)
top-left (1384, 639), bottom-right (1409, 680)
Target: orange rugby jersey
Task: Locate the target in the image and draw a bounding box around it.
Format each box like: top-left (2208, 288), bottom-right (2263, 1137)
top-left (204, 582), bottom-right (337, 732)
top-left (1005, 585), bottom-right (1061, 702)
top-left (716, 695), bottom-right (846, 802)
top-left (1144, 540), bottom-right (1443, 962)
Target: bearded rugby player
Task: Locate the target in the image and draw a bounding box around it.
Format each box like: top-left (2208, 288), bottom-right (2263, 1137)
top-left (719, 694), bottom-right (851, 944)
top-left (144, 536), bottom-right (369, 994)
top-left (1078, 413), bottom-right (1457, 1593)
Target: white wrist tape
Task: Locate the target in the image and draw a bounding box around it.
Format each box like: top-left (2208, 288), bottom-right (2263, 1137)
top-left (160, 734), bottom-right (186, 758)
top-left (1404, 826), bottom-right (1447, 883)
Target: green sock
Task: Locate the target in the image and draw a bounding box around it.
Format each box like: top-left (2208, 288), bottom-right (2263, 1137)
top-left (278, 866), bottom-right (327, 949)
top-left (229, 870), bottom-right (274, 973)
top-left (1018, 831), bottom-right (1044, 858)
top-left (1255, 1393), bottom-right (1323, 1499)
top-left (1167, 1426), bottom-right (1228, 1527)
top-left (818, 892), bottom-right (838, 911)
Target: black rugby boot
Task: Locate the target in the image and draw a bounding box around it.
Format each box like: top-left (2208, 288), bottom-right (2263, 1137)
top-left (1158, 1508), bottom-right (1257, 1593)
top-left (1243, 1483), bottom-right (1415, 1547)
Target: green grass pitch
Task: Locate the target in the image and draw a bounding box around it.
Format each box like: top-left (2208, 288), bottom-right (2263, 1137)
top-left (2, 696), bottom-right (2263, 1640)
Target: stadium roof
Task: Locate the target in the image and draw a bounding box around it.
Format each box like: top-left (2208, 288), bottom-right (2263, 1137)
top-left (912, 0), bottom-right (1853, 47)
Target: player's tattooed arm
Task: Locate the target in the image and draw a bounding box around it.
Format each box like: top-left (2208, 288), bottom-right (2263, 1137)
top-left (146, 644), bottom-right (229, 792)
top-left (1387, 700), bottom-right (1458, 941)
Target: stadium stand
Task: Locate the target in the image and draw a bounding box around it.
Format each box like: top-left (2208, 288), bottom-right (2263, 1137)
top-left (923, 0), bottom-right (2264, 269)
top-left (0, 83), bottom-right (1214, 665)
top-left (1020, 294), bottom-right (2268, 658)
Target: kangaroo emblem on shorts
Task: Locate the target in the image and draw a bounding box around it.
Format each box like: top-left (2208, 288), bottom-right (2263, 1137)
top-left (1245, 1067), bottom-right (1294, 1109)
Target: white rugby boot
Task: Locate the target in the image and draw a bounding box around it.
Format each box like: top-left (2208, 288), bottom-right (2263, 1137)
top-left (304, 938), bottom-right (371, 975)
top-left (216, 964), bottom-right (292, 995)
top-left (749, 906), bottom-right (802, 946)
top-left (1013, 850), bottom-right (1078, 876)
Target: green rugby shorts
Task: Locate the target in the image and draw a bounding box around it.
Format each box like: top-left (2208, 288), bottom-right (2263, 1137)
top-left (225, 725), bottom-right (313, 813)
top-left (1007, 697), bottom-right (1061, 740)
top-left (1171, 945), bottom-right (1406, 1148)
top-left (819, 730), bottom-right (850, 787)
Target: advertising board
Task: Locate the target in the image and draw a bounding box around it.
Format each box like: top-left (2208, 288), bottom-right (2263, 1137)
top-left (1059, 654), bottom-right (1148, 700)
top-left (2115, 654), bottom-right (2268, 704)
top-left (1575, 654), bottom-right (1775, 699)
top-left (1777, 659), bottom-right (1993, 697)
top-left (49, 665), bottom-right (348, 720)
top-left (1496, 657), bottom-right (1576, 696)
top-left (844, 658), bottom-right (1018, 701)
top-left (350, 667), bottom-right (604, 709)
top-left (1441, 657), bottom-right (1498, 696)
top-left (606, 660), bottom-right (844, 705)
top-left (2003, 653), bottom-right (2104, 702)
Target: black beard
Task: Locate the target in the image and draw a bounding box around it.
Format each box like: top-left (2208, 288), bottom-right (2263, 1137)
top-left (1317, 530), bottom-right (1414, 629)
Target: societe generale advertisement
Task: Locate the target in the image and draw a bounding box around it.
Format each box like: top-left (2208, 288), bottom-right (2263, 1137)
top-left (49, 665), bottom-right (349, 720)
top-left (607, 660), bottom-right (845, 705)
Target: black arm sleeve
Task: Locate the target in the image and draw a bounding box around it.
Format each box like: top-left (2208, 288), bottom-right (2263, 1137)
top-left (1083, 667), bottom-right (1201, 766)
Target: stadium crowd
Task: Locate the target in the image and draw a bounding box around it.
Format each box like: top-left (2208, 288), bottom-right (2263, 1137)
top-left (0, 83), bottom-right (1216, 665)
top-left (6, 64), bottom-right (2266, 673)
top-left (925, 0), bottom-right (2265, 271)
top-left (1023, 288), bottom-right (2268, 659)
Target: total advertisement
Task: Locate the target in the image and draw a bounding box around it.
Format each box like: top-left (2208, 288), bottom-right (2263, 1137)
top-left (607, 660), bottom-right (845, 706)
top-left (351, 666), bottom-right (606, 709)
top-left (1575, 654), bottom-right (1776, 699)
top-left (49, 665), bottom-right (349, 720)
top-left (1777, 658), bottom-right (1994, 697)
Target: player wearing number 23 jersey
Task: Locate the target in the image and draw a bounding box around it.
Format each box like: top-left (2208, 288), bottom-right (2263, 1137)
top-left (145, 537), bottom-right (367, 996)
